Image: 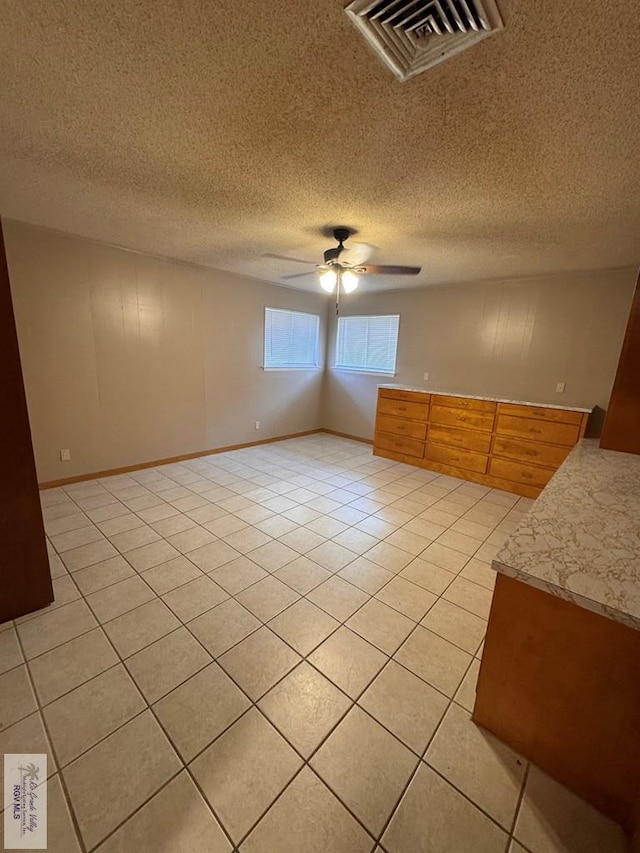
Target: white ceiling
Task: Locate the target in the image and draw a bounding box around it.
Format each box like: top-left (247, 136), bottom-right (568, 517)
top-left (1, 0), bottom-right (639, 292)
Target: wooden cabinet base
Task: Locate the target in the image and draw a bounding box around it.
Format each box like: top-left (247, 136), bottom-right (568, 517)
top-left (473, 574), bottom-right (640, 837)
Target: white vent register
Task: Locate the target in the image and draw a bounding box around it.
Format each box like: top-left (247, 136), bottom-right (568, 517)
top-left (345, 0), bottom-right (503, 81)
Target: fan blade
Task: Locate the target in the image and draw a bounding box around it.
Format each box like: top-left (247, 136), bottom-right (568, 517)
top-left (281, 271), bottom-right (317, 280)
top-left (358, 265), bottom-right (422, 276)
top-left (263, 252), bottom-right (316, 265)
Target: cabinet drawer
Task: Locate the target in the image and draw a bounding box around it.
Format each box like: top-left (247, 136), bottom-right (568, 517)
top-left (425, 442), bottom-right (488, 474)
top-left (498, 402), bottom-right (585, 426)
top-left (489, 457), bottom-right (555, 489)
top-left (428, 424), bottom-right (492, 454)
top-left (430, 405), bottom-right (494, 432)
top-left (492, 436), bottom-right (571, 468)
top-left (375, 432), bottom-right (425, 459)
top-left (432, 394), bottom-right (496, 413)
top-left (376, 414), bottom-right (427, 440)
top-left (495, 414), bottom-right (580, 447)
top-left (378, 398), bottom-right (429, 421)
top-left (379, 388), bottom-right (431, 404)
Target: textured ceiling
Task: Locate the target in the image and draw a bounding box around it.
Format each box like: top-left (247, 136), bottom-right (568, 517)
top-left (0, 0), bottom-right (639, 292)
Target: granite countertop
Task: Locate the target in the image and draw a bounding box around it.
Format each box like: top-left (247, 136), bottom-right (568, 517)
top-left (493, 439), bottom-right (640, 631)
top-left (379, 384), bottom-right (592, 413)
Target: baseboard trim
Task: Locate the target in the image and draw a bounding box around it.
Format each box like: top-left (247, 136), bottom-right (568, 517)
top-left (38, 429), bottom-right (324, 490)
top-left (321, 429), bottom-right (374, 445)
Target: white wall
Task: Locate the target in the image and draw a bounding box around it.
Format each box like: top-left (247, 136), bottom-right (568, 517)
top-left (322, 269), bottom-right (636, 439)
top-left (5, 222), bottom-right (327, 482)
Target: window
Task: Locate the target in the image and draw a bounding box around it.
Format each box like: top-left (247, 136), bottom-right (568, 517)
top-left (335, 314), bottom-right (400, 374)
top-left (263, 307), bottom-right (320, 369)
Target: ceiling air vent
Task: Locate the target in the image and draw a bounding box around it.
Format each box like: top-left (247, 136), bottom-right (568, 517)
top-left (345, 0), bottom-right (504, 81)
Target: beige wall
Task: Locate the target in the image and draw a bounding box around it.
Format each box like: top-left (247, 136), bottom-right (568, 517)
top-left (323, 269), bottom-right (637, 440)
top-left (5, 222), bottom-right (327, 482)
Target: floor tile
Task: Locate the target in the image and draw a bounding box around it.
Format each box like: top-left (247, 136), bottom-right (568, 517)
top-left (43, 664), bottom-right (145, 765)
top-left (249, 540), bottom-right (300, 571)
top-left (218, 626), bottom-right (301, 700)
top-left (307, 541), bottom-right (358, 572)
top-left (460, 558), bottom-right (497, 590)
top-left (308, 626), bottom-right (388, 699)
top-left (167, 525), bottom-right (218, 553)
top-left (190, 707), bottom-right (302, 843)
top-left (338, 556), bottom-right (394, 593)
top-left (365, 541), bottom-right (414, 573)
top-left (399, 558), bottom-right (455, 595)
top-left (274, 556), bottom-right (332, 594)
top-left (205, 513), bottom-right (248, 537)
top-left (331, 528), bottom-right (380, 555)
top-left (375, 575), bottom-right (437, 621)
top-left (236, 575), bottom-right (300, 621)
top-left (151, 513), bottom-right (198, 537)
top-left (514, 765), bottom-right (627, 853)
top-left (278, 527), bottom-right (327, 554)
top-left (50, 524), bottom-right (104, 553)
top-left (108, 525), bottom-right (161, 553)
top-left (307, 576), bottom-right (369, 622)
top-left (436, 529), bottom-right (482, 557)
top-left (141, 555), bottom-right (202, 594)
top-left (85, 575), bottom-right (155, 622)
top-left (254, 515), bottom-right (298, 537)
top-left (382, 763), bottom-right (508, 853)
top-left (268, 598), bottom-right (339, 655)
top-left (209, 556), bottom-right (269, 594)
top-left (98, 771), bottom-right (231, 853)
top-left (259, 662), bottom-right (351, 757)
top-left (385, 528), bottom-right (433, 556)
top-left (224, 526), bottom-right (274, 554)
top-left (63, 711), bottom-right (181, 849)
top-left (154, 662), bottom-right (250, 761)
top-left (188, 598), bottom-right (261, 657)
top-left (426, 703), bottom-right (526, 829)
top-left (97, 512), bottom-right (146, 537)
top-left (420, 542), bottom-right (470, 573)
top-left (359, 660), bottom-right (448, 754)
top-left (346, 598), bottom-right (415, 655)
top-left (61, 539), bottom-right (119, 572)
top-left (394, 625), bottom-right (472, 697)
top-left (162, 575), bottom-right (229, 621)
top-left (305, 516), bottom-right (349, 538)
top-left (0, 626), bottom-right (23, 674)
top-left (0, 712), bottom-right (56, 778)
top-left (29, 629), bottom-right (118, 705)
top-left (454, 657), bottom-right (481, 712)
top-left (0, 664), bottom-right (37, 728)
top-left (72, 555), bottom-right (136, 595)
top-left (311, 706), bottom-right (417, 836)
top-left (241, 766), bottom-right (372, 853)
top-left (126, 539), bottom-right (182, 571)
top-left (443, 576), bottom-right (493, 619)
top-left (421, 598), bottom-right (486, 654)
top-left (126, 627), bottom-right (211, 702)
top-left (17, 599), bottom-right (97, 659)
top-left (46, 774), bottom-right (83, 852)
top-left (103, 599), bottom-right (180, 658)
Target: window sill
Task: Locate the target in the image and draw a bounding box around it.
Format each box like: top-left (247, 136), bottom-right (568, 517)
top-left (263, 366), bottom-right (322, 371)
top-left (332, 367), bottom-right (397, 377)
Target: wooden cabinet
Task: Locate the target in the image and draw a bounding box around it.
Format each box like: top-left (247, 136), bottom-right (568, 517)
top-left (373, 387), bottom-right (590, 498)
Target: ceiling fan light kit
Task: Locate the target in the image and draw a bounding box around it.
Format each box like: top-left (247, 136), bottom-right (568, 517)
top-left (266, 227), bottom-right (421, 310)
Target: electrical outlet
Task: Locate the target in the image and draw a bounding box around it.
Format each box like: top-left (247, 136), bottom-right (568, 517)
top-left (555, 382), bottom-right (566, 393)
top-left (423, 372), bottom-right (429, 382)
top-left (254, 421), bottom-right (260, 430)
top-left (60, 449), bottom-right (71, 462)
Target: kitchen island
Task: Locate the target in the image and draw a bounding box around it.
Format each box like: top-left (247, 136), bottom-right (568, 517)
top-left (473, 439), bottom-right (640, 845)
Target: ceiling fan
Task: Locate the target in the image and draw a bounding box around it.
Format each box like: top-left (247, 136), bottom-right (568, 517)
top-left (264, 226), bottom-right (421, 310)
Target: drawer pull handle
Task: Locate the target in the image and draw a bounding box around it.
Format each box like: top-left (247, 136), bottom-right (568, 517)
top-left (521, 472), bottom-right (533, 479)
top-left (529, 427), bottom-right (542, 434)
top-left (456, 416), bottom-right (467, 422)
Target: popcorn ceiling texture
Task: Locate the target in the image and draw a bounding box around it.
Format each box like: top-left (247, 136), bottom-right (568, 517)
top-left (0, 0), bottom-right (638, 291)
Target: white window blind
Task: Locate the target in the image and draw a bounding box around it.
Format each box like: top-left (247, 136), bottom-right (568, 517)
top-left (264, 307), bottom-right (320, 369)
top-left (335, 314), bottom-right (400, 374)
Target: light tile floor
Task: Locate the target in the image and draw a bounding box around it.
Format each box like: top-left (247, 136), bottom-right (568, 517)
top-left (0, 434), bottom-right (628, 853)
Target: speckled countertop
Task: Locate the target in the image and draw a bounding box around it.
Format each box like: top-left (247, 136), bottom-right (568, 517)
top-left (379, 384), bottom-right (592, 413)
top-left (493, 439), bottom-right (640, 631)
